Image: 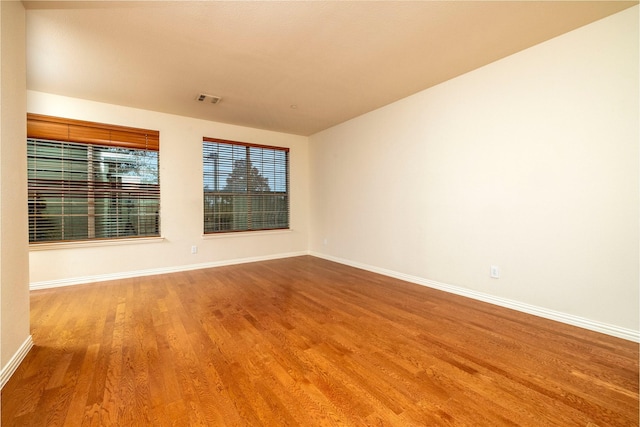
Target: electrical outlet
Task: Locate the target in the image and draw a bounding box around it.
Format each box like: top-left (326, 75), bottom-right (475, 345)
top-left (490, 265), bottom-right (500, 279)
top-left (191, 245), bottom-right (198, 254)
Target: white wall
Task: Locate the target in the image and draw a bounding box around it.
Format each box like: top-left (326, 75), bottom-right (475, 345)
top-left (1, 1), bottom-right (31, 381)
top-left (27, 91), bottom-right (309, 285)
top-left (309, 7), bottom-right (639, 336)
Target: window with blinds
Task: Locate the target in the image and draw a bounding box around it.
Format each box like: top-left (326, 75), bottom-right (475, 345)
top-left (27, 114), bottom-right (160, 243)
top-left (203, 138), bottom-right (289, 233)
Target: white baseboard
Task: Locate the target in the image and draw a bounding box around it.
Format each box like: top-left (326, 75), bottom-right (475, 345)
top-left (309, 251), bottom-right (640, 343)
top-left (1, 335), bottom-right (33, 390)
top-left (30, 251), bottom-right (309, 291)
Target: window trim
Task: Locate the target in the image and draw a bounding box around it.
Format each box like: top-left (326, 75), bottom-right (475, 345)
top-left (29, 236), bottom-right (165, 251)
top-left (203, 137), bottom-right (290, 153)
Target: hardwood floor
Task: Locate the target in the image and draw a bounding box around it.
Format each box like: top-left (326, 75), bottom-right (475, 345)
top-left (2, 256), bottom-right (638, 426)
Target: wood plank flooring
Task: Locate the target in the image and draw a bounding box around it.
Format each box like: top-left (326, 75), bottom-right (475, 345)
top-left (2, 256), bottom-right (638, 426)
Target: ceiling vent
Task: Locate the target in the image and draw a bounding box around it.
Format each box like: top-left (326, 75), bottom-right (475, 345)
top-left (196, 93), bottom-right (222, 104)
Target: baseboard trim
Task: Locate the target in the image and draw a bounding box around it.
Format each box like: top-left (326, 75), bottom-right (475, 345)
top-left (30, 251), bottom-right (309, 291)
top-left (310, 251), bottom-right (640, 343)
top-left (1, 335), bottom-right (33, 390)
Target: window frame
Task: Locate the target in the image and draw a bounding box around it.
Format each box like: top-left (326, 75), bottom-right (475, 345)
top-left (203, 137), bottom-right (290, 234)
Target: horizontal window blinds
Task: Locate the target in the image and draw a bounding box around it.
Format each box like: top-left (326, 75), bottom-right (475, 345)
top-left (27, 114), bottom-right (160, 243)
top-left (203, 138), bottom-right (289, 233)
top-left (27, 113), bottom-right (160, 151)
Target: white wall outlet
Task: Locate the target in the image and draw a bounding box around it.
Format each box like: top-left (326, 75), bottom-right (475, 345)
top-left (490, 265), bottom-right (500, 279)
top-left (323, 238), bottom-right (328, 246)
top-left (191, 245), bottom-right (198, 254)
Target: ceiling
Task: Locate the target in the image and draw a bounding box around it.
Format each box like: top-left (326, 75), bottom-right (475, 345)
top-left (24, 1), bottom-right (637, 136)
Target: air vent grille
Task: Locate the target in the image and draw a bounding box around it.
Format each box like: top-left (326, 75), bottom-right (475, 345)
top-left (196, 93), bottom-right (222, 104)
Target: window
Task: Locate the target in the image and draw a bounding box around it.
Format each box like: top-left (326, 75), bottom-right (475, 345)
top-left (27, 114), bottom-right (160, 243)
top-left (203, 138), bottom-right (289, 233)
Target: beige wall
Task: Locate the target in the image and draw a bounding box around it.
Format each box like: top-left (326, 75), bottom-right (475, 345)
top-left (309, 7), bottom-right (639, 334)
top-left (27, 91), bottom-right (309, 284)
top-left (1, 1), bottom-right (30, 370)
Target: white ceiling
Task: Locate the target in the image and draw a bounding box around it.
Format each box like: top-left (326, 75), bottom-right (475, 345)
top-left (24, 1), bottom-right (637, 136)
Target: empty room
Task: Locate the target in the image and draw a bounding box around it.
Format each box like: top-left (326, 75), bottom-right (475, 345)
top-left (1, 1), bottom-right (638, 426)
